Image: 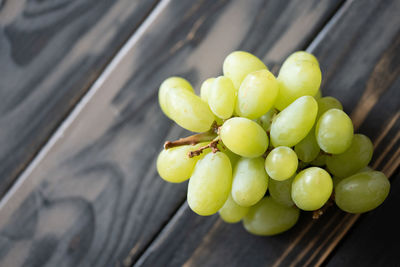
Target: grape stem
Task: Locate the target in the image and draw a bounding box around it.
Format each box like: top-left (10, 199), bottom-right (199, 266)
top-left (188, 137), bottom-right (220, 158)
top-left (164, 131), bottom-right (217, 149)
top-left (312, 194), bottom-right (335, 219)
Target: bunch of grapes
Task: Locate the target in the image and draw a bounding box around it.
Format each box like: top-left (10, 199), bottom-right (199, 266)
top-left (156, 51), bottom-right (390, 236)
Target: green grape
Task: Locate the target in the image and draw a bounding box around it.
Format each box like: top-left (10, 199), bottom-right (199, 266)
top-left (316, 96), bottom-right (343, 120)
top-left (231, 157), bottom-right (269, 207)
top-left (209, 76), bottom-right (236, 119)
top-left (188, 152), bottom-right (232, 216)
top-left (159, 77), bottom-right (194, 118)
top-left (269, 176), bottom-right (295, 207)
top-left (332, 175), bottom-right (345, 188)
top-left (166, 87), bottom-right (214, 132)
top-left (309, 153), bottom-right (328, 166)
top-left (294, 129), bottom-right (320, 162)
top-left (243, 197), bottom-right (299, 236)
top-left (335, 171), bottom-right (390, 213)
top-left (359, 166), bottom-right (373, 172)
top-left (283, 51), bottom-right (319, 66)
top-left (270, 96), bottom-right (318, 147)
top-left (221, 146), bottom-right (240, 167)
top-left (265, 147), bottom-right (298, 181)
top-left (219, 194), bottom-right (249, 223)
top-left (235, 69), bottom-right (278, 119)
top-left (156, 142), bottom-right (207, 183)
top-left (327, 134), bottom-right (373, 178)
top-left (291, 167), bottom-right (332, 211)
top-left (315, 109), bottom-right (354, 154)
top-left (223, 51), bottom-right (267, 90)
top-left (220, 117), bottom-right (269, 158)
top-left (200, 77), bottom-right (215, 103)
top-left (257, 109), bottom-right (276, 132)
top-left (314, 90), bottom-right (322, 99)
top-left (275, 54), bottom-right (321, 110)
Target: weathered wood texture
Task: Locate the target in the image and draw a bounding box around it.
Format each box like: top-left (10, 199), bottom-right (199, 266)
top-left (135, 0), bottom-right (400, 266)
top-left (0, 0), bottom-right (159, 196)
top-left (0, 0), bottom-right (344, 266)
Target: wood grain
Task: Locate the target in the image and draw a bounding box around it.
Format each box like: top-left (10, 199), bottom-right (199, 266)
top-left (0, 0), bottom-right (344, 266)
top-left (135, 0), bottom-right (400, 266)
top-left (0, 0), bottom-right (159, 196)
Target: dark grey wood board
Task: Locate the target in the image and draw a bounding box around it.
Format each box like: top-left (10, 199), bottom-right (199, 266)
top-left (0, 0), bottom-right (344, 266)
top-left (134, 0), bottom-right (400, 266)
top-left (0, 0), bottom-right (159, 197)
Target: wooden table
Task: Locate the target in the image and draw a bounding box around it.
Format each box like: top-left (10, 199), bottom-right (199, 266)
top-left (0, 0), bottom-right (399, 266)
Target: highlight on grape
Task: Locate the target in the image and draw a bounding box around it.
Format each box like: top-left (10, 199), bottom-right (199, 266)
top-left (156, 51), bottom-right (390, 236)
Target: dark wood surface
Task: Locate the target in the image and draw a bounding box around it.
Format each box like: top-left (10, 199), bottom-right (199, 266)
top-left (0, 0), bottom-right (399, 267)
top-left (0, 0), bottom-right (159, 196)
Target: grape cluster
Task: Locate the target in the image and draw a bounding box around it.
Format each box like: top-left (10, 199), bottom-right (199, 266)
top-left (156, 51), bottom-right (390, 236)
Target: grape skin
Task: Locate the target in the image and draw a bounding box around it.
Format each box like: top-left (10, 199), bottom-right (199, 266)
top-left (188, 152), bottom-right (232, 216)
top-left (159, 77), bottom-right (194, 118)
top-left (219, 194), bottom-right (249, 223)
top-left (315, 108), bottom-right (354, 154)
top-left (166, 87), bottom-right (215, 132)
top-left (220, 117), bottom-right (269, 158)
top-left (209, 76), bottom-right (236, 119)
top-left (231, 157), bottom-right (269, 207)
top-left (291, 167), bottom-right (332, 211)
top-left (265, 146), bottom-right (298, 181)
top-left (157, 143), bottom-right (207, 183)
top-left (327, 134), bottom-right (373, 178)
top-left (270, 96), bottom-right (318, 147)
top-left (335, 171), bottom-right (390, 213)
top-left (243, 197), bottom-right (300, 236)
top-left (223, 51), bottom-right (267, 90)
top-left (235, 69), bottom-right (278, 119)
top-left (269, 176), bottom-right (295, 207)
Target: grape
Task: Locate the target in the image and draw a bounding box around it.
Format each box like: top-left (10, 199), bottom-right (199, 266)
top-left (231, 157), bottom-right (269, 207)
top-left (314, 90), bottom-right (322, 99)
top-left (257, 109), bottom-right (276, 132)
top-left (188, 152), bottom-right (232, 216)
top-left (243, 197), bottom-right (299, 236)
top-left (219, 194), bottom-right (249, 223)
top-left (270, 96), bottom-right (318, 147)
top-left (159, 77), bottom-right (194, 118)
top-left (166, 87), bottom-right (215, 132)
top-left (327, 134), bottom-right (373, 178)
top-left (209, 76), bottom-right (236, 119)
top-left (316, 96), bottom-right (343, 120)
top-left (269, 176), bottom-right (295, 207)
top-left (275, 53), bottom-right (321, 110)
top-left (283, 51), bottom-right (319, 66)
top-left (309, 153), bottom-right (328, 167)
top-left (335, 171), bottom-right (390, 213)
top-left (265, 146), bottom-right (298, 181)
top-left (315, 108), bottom-right (354, 154)
top-left (223, 51), bottom-right (267, 90)
top-left (235, 69), bottom-right (278, 119)
top-left (294, 129), bottom-right (320, 162)
top-left (156, 142), bottom-right (207, 183)
top-left (291, 167), bottom-right (332, 210)
top-left (200, 77), bottom-right (215, 103)
top-left (220, 117), bottom-right (269, 158)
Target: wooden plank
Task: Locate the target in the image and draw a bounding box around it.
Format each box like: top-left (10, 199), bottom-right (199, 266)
top-left (325, 171), bottom-right (400, 267)
top-left (0, 0), bottom-right (343, 266)
top-left (0, 0), bottom-right (159, 196)
top-left (134, 0), bottom-right (400, 266)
